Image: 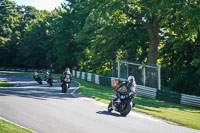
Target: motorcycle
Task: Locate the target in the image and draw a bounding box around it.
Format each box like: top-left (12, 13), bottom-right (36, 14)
top-left (108, 86), bottom-right (136, 116)
top-left (33, 73), bottom-right (43, 84)
top-left (61, 75), bottom-right (71, 93)
top-left (45, 73), bottom-right (53, 86)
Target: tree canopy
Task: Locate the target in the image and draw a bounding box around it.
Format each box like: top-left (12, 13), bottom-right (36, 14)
top-left (0, 0), bottom-right (200, 95)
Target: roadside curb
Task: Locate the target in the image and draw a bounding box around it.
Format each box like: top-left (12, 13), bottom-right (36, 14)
top-left (71, 80), bottom-right (81, 97)
top-left (71, 80), bottom-right (90, 98)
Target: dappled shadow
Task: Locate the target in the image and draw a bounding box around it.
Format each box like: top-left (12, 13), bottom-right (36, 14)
top-left (0, 72), bottom-right (80, 100)
top-left (0, 86), bottom-right (76, 100)
top-left (96, 111), bottom-right (123, 117)
top-left (136, 105), bottom-right (161, 113)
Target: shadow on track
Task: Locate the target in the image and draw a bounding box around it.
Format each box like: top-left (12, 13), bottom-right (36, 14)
top-left (0, 87), bottom-right (76, 100)
top-left (0, 81), bottom-right (79, 101)
top-left (96, 111), bottom-right (123, 117)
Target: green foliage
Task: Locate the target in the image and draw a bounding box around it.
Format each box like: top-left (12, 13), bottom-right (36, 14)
top-left (170, 74), bottom-right (200, 96)
top-left (0, 0), bottom-right (200, 95)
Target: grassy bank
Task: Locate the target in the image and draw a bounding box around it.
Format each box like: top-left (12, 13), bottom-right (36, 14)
top-left (0, 118), bottom-right (33, 133)
top-left (73, 78), bottom-right (200, 130)
top-left (0, 80), bottom-right (16, 88)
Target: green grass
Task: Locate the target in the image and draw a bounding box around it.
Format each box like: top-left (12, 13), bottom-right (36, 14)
top-left (73, 78), bottom-right (200, 130)
top-left (0, 80), bottom-right (16, 88)
top-left (0, 71), bottom-right (27, 74)
top-left (0, 118), bottom-right (33, 133)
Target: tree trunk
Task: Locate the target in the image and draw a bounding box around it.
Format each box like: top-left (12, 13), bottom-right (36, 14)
top-left (123, 8), bottom-right (161, 88)
top-left (146, 16), bottom-right (160, 66)
top-left (144, 16), bottom-right (160, 88)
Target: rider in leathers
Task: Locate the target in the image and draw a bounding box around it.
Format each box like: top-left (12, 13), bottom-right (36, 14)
top-left (61, 68), bottom-right (72, 87)
top-left (114, 76), bottom-right (136, 104)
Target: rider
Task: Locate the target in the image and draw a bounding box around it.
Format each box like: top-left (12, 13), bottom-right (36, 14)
top-left (64, 68), bottom-right (72, 77)
top-left (61, 68), bottom-right (72, 80)
top-left (114, 75), bottom-right (136, 103)
top-left (33, 72), bottom-right (39, 80)
top-left (44, 70), bottom-right (51, 81)
top-left (61, 68), bottom-right (72, 87)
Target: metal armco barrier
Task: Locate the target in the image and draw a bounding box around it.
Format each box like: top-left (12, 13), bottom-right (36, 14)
top-left (72, 70), bottom-right (200, 108)
top-left (181, 94), bottom-right (200, 108)
top-left (156, 90), bottom-right (181, 104)
top-left (137, 85), bottom-right (157, 99)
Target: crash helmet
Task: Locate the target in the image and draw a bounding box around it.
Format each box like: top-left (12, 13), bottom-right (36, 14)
top-left (66, 68), bottom-right (70, 71)
top-left (128, 76), bottom-right (135, 82)
top-left (46, 71), bottom-right (49, 75)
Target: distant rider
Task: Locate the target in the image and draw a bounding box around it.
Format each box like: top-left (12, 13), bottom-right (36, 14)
top-left (62, 68), bottom-right (72, 80)
top-left (44, 70), bottom-right (51, 81)
top-left (114, 76), bottom-right (136, 103)
top-left (33, 72), bottom-right (39, 80)
top-left (60, 68), bottom-right (72, 87)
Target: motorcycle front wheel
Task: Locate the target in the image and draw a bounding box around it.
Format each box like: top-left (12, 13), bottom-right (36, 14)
top-left (39, 78), bottom-right (43, 84)
top-left (49, 80), bottom-right (53, 86)
top-left (120, 101), bottom-right (132, 116)
top-left (108, 102), bottom-right (113, 112)
top-left (61, 83), bottom-right (67, 93)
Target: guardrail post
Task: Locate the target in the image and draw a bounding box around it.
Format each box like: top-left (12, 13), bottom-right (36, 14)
top-left (127, 63), bottom-right (129, 78)
top-left (142, 62), bottom-right (146, 86)
top-left (157, 64), bottom-right (161, 90)
top-left (117, 59), bottom-right (120, 79)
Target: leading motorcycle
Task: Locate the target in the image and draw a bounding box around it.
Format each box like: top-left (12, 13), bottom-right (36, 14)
top-left (61, 75), bottom-right (71, 93)
top-left (108, 87), bottom-right (136, 116)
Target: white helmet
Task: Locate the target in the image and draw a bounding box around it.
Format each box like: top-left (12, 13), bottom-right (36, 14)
top-left (128, 76), bottom-right (135, 81)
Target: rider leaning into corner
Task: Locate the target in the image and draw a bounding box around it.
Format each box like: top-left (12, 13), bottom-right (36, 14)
top-left (114, 75), bottom-right (136, 107)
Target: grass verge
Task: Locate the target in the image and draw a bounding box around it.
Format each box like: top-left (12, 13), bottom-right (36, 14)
top-left (0, 80), bottom-right (16, 88)
top-left (0, 118), bottom-right (33, 133)
top-left (73, 78), bottom-right (200, 130)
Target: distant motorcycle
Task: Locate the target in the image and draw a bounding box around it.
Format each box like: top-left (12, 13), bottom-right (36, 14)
top-left (61, 75), bottom-right (71, 93)
top-left (45, 72), bottom-right (53, 86)
top-left (108, 87), bottom-right (136, 116)
top-left (33, 72), bottom-right (43, 84)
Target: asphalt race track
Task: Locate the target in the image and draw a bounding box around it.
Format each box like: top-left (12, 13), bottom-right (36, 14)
top-left (0, 72), bottom-right (199, 133)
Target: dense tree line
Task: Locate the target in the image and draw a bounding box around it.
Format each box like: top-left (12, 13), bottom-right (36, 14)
top-left (0, 0), bottom-right (200, 95)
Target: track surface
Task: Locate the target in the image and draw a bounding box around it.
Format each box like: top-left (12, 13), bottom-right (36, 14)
top-left (0, 72), bottom-right (199, 133)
